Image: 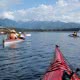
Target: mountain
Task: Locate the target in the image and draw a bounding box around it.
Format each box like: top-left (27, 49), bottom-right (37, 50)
top-left (0, 18), bottom-right (80, 30)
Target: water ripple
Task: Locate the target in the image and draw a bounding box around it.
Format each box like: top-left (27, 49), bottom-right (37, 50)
top-left (0, 32), bottom-right (80, 80)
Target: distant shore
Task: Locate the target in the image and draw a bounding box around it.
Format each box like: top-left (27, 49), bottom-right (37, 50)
top-left (15, 27), bottom-right (80, 32)
top-left (0, 27), bottom-right (80, 33)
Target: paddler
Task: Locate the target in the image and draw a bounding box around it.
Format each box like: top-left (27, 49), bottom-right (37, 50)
top-left (8, 30), bottom-right (17, 40)
top-left (73, 32), bottom-right (77, 36)
top-left (18, 32), bottom-right (25, 40)
top-left (18, 32), bottom-right (21, 38)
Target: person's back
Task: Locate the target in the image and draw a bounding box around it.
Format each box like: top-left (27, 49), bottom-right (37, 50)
top-left (9, 33), bottom-right (17, 40)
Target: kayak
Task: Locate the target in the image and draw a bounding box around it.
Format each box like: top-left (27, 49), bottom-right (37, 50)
top-left (42, 45), bottom-right (80, 80)
top-left (3, 39), bottom-right (24, 48)
top-left (69, 34), bottom-right (79, 37)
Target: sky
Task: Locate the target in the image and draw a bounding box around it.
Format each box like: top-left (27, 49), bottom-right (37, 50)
top-left (0, 0), bottom-right (80, 23)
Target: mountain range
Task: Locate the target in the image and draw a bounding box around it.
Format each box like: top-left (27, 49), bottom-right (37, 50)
top-left (0, 18), bottom-right (80, 30)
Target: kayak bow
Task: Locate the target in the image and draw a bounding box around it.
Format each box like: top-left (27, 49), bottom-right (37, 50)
top-left (42, 45), bottom-right (80, 80)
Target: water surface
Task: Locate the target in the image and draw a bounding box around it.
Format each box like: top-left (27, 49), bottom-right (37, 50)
top-left (0, 32), bottom-right (80, 80)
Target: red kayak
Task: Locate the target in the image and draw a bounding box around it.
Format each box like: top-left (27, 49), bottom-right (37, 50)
top-left (42, 45), bottom-right (80, 80)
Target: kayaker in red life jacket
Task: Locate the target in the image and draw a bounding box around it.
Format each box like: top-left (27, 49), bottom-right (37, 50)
top-left (62, 68), bottom-right (80, 80)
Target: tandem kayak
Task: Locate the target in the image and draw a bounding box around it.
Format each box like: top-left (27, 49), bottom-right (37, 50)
top-left (42, 45), bottom-right (80, 80)
top-left (3, 39), bottom-right (25, 48)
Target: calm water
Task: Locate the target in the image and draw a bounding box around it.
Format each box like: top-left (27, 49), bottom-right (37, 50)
top-left (0, 32), bottom-right (80, 80)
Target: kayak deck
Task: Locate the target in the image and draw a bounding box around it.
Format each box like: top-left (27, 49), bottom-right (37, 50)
top-left (42, 45), bottom-right (80, 80)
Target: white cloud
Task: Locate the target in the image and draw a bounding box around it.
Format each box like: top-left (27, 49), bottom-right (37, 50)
top-left (0, 0), bottom-right (21, 9)
top-left (56, 0), bottom-right (68, 6)
top-left (1, 0), bottom-right (80, 23)
top-left (0, 11), bottom-right (14, 20)
top-left (12, 4), bottom-right (55, 21)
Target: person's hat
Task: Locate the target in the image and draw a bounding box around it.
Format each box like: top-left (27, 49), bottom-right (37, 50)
top-left (10, 30), bottom-right (16, 33)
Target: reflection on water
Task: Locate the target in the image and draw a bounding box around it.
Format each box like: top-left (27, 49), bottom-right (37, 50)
top-left (8, 44), bottom-right (17, 48)
top-left (0, 32), bottom-right (80, 80)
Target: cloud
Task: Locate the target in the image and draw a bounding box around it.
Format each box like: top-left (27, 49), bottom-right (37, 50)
top-left (1, 0), bottom-right (80, 23)
top-left (12, 4), bottom-right (55, 21)
top-left (0, 11), bottom-right (14, 20)
top-left (56, 0), bottom-right (68, 6)
top-left (0, 0), bottom-right (21, 10)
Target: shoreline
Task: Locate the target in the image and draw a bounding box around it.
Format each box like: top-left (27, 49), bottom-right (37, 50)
top-left (0, 27), bottom-right (79, 33)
